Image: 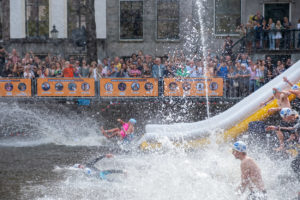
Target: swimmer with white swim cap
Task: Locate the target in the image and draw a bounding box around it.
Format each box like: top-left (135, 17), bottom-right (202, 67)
top-left (283, 76), bottom-right (300, 99)
top-left (260, 86), bottom-right (291, 114)
top-left (100, 118), bottom-right (136, 140)
top-left (73, 154), bottom-right (126, 180)
top-left (266, 108), bottom-right (300, 151)
top-left (232, 141), bottom-right (267, 199)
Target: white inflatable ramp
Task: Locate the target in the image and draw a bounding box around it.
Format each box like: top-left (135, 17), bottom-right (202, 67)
top-left (140, 60), bottom-right (300, 150)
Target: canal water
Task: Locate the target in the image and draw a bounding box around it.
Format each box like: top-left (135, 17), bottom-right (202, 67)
top-left (0, 101), bottom-right (299, 200)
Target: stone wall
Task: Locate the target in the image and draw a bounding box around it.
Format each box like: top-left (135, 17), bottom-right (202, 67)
top-left (1, 0), bottom-right (300, 61)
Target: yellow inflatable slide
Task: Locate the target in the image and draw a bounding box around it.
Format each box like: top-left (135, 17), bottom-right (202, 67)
top-left (140, 60), bottom-right (300, 150)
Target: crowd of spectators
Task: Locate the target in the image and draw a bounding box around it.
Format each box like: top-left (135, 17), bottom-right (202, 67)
top-left (0, 45), bottom-right (294, 98)
top-left (235, 11), bottom-right (300, 52)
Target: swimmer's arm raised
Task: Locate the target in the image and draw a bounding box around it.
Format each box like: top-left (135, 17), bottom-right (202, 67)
top-left (260, 96), bottom-right (274, 106)
top-left (86, 155), bottom-right (106, 167)
top-left (289, 89), bottom-right (300, 96)
top-left (283, 77), bottom-right (293, 87)
top-left (266, 126), bottom-right (295, 131)
top-left (281, 91), bottom-right (291, 98)
top-left (86, 154), bottom-right (113, 167)
top-left (278, 126), bottom-right (296, 131)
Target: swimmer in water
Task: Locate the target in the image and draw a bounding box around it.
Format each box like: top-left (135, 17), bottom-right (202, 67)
top-left (283, 77), bottom-right (300, 98)
top-left (260, 87), bottom-right (291, 114)
top-left (232, 141), bottom-right (267, 200)
top-left (73, 154), bottom-right (126, 180)
top-left (100, 118), bottom-right (136, 139)
top-left (266, 108), bottom-right (299, 151)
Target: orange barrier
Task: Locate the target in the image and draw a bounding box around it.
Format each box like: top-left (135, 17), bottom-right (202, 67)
top-left (0, 78), bottom-right (32, 97)
top-left (100, 78), bottom-right (158, 97)
top-left (164, 78), bottom-right (223, 97)
top-left (36, 78), bottom-right (95, 97)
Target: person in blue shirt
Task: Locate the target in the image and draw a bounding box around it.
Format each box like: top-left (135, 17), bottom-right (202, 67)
top-left (216, 61), bottom-right (229, 79)
top-left (152, 57), bottom-right (165, 78)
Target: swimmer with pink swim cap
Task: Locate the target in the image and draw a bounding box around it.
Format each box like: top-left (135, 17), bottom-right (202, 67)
top-left (100, 118), bottom-right (136, 140)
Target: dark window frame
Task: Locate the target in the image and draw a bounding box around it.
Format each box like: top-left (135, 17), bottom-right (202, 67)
top-left (119, 0), bottom-right (144, 41)
top-left (0, 0), bottom-right (3, 40)
top-left (263, 2), bottom-right (291, 24)
top-left (25, 0), bottom-right (49, 39)
top-left (67, 0), bottom-right (87, 38)
top-left (214, 0), bottom-right (241, 36)
top-left (156, 0), bottom-right (180, 41)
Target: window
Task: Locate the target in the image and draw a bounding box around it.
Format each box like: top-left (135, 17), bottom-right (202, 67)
top-left (215, 0), bottom-right (241, 35)
top-left (0, 0), bottom-right (2, 40)
top-left (264, 3), bottom-right (290, 23)
top-left (120, 1), bottom-right (143, 40)
top-left (157, 0), bottom-right (180, 40)
top-left (68, 0), bottom-right (87, 37)
top-left (25, 0), bottom-right (49, 39)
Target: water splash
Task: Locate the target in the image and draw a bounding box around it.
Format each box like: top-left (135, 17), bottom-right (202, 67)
top-left (0, 102), bottom-right (108, 147)
top-left (21, 141), bottom-right (300, 200)
top-left (196, 0), bottom-right (210, 118)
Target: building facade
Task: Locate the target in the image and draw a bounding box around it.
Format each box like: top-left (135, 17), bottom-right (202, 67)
top-left (0, 0), bottom-right (299, 61)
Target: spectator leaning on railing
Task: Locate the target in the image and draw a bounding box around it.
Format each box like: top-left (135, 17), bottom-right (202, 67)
top-left (152, 57), bottom-right (165, 78)
top-left (275, 20), bottom-right (283, 50)
top-left (0, 44), bottom-right (297, 99)
top-left (128, 63), bottom-right (141, 77)
top-left (283, 17), bottom-right (292, 49)
top-left (63, 63), bottom-right (74, 78)
top-left (267, 18), bottom-right (276, 50)
top-left (80, 59), bottom-right (89, 78)
top-left (141, 63), bottom-right (152, 78)
top-left (116, 63), bottom-right (129, 78)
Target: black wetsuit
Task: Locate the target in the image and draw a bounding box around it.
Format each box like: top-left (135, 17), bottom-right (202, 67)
top-left (84, 155), bottom-right (124, 179)
top-left (288, 118), bottom-right (300, 180)
top-left (279, 117), bottom-right (300, 142)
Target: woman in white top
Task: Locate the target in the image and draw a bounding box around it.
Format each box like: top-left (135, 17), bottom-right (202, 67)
top-left (267, 18), bottom-right (275, 50)
top-left (89, 61), bottom-right (102, 80)
top-left (23, 66), bottom-right (34, 79)
top-left (275, 20), bottom-right (283, 50)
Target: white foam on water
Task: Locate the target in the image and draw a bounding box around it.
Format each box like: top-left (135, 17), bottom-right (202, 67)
top-left (0, 102), bottom-right (109, 147)
top-left (21, 140), bottom-right (300, 200)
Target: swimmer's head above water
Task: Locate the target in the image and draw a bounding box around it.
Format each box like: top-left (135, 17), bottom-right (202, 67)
top-left (129, 118), bottom-right (137, 124)
top-left (292, 85), bottom-right (299, 90)
top-left (280, 107), bottom-right (298, 119)
top-left (233, 141), bottom-right (247, 153)
top-left (272, 87), bottom-right (281, 94)
top-left (232, 141), bottom-right (247, 159)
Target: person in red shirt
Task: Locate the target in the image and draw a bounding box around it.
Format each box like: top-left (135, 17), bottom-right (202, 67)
top-left (63, 64), bottom-right (74, 77)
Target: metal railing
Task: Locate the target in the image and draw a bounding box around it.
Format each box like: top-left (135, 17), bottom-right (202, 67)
top-left (222, 77), bottom-right (270, 99)
top-left (0, 77), bottom-right (274, 101)
top-left (232, 29), bottom-right (300, 54)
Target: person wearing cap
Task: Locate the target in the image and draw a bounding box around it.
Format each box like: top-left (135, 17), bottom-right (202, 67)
top-left (283, 76), bottom-right (300, 99)
top-left (260, 86), bottom-right (291, 114)
top-left (232, 141), bottom-right (267, 199)
top-left (73, 154), bottom-right (126, 180)
top-left (100, 118), bottom-right (136, 140)
top-left (266, 108), bottom-right (300, 151)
